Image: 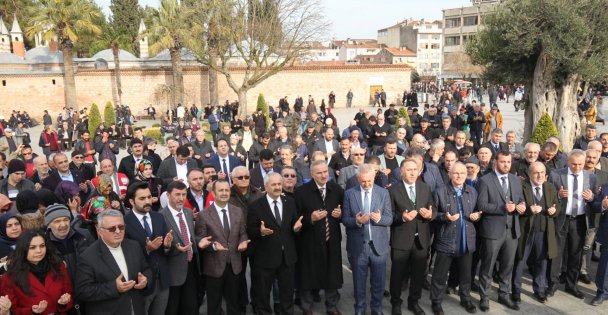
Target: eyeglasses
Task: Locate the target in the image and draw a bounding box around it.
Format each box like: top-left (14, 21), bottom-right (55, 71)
top-left (101, 224), bottom-right (125, 233)
top-left (22, 152), bottom-right (32, 156)
top-left (73, 156), bottom-right (84, 159)
top-left (282, 174), bottom-right (297, 178)
top-left (235, 175), bottom-right (250, 180)
top-left (352, 153), bottom-right (365, 156)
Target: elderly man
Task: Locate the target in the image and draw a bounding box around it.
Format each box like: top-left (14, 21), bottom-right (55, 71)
top-left (191, 130), bottom-right (214, 163)
top-left (92, 159), bottom-right (129, 200)
top-left (511, 162), bottom-right (559, 304)
top-left (476, 147), bottom-right (493, 176)
top-left (426, 138), bottom-right (446, 165)
top-left (0, 128), bottom-right (21, 155)
top-left (30, 155), bottom-right (51, 186)
top-left (338, 147), bottom-right (367, 189)
top-left (75, 210), bottom-right (152, 315)
top-left (430, 162), bottom-right (481, 315)
top-left (505, 131), bottom-right (524, 161)
top-left (512, 142), bottom-right (540, 180)
top-left (42, 152), bottom-right (90, 195)
top-left (370, 114), bottom-right (392, 155)
top-left (343, 164), bottom-right (392, 315)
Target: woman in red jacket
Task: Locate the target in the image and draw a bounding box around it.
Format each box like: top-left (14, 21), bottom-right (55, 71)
top-left (1, 229), bottom-right (73, 315)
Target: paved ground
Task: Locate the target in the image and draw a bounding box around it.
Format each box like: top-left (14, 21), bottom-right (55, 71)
top-left (23, 98), bottom-right (608, 314)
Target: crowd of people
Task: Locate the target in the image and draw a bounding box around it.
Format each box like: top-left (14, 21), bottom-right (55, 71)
top-left (0, 87), bottom-right (606, 315)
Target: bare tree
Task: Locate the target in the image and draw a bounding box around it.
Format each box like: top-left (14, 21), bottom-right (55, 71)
top-left (189, 0), bottom-right (329, 116)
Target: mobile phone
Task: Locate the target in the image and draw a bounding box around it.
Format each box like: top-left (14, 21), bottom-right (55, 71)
top-left (210, 175), bottom-right (219, 181)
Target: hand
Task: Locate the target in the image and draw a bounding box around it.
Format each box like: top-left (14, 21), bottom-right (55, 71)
top-left (214, 242), bottom-right (228, 251)
top-left (115, 273), bottom-right (135, 293)
top-left (331, 205), bottom-right (342, 218)
top-left (176, 241), bottom-right (192, 253)
top-left (57, 293), bottom-right (71, 305)
top-left (0, 295), bottom-right (11, 314)
top-left (134, 272), bottom-right (147, 289)
top-left (67, 197), bottom-right (79, 212)
top-left (32, 300), bottom-right (48, 314)
top-left (370, 209), bottom-right (381, 223)
top-left (145, 236), bottom-right (163, 252)
top-left (402, 209), bottom-right (418, 222)
top-left (419, 206), bottom-right (433, 219)
top-left (356, 212), bottom-right (370, 225)
top-left (111, 200), bottom-right (121, 209)
top-left (34, 183), bottom-right (42, 191)
top-left (238, 240), bottom-right (251, 252)
top-left (79, 182), bottom-right (88, 192)
top-left (547, 204), bottom-right (557, 216)
top-left (293, 216), bottom-right (303, 232)
top-left (559, 186), bottom-right (569, 198)
top-left (198, 235), bottom-right (212, 249)
top-left (109, 143), bottom-right (115, 149)
top-left (445, 211), bottom-right (460, 222)
top-left (582, 188), bottom-right (593, 201)
top-left (505, 201), bottom-right (516, 213)
top-left (218, 172), bottom-right (226, 180)
top-left (205, 152), bottom-right (211, 158)
top-left (311, 209), bottom-right (328, 222)
top-left (163, 230), bottom-right (174, 248)
top-left (515, 202), bottom-right (526, 214)
top-left (530, 204), bottom-right (542, 214)
top-left (381, 168), bottom-right (391, 176)
top-left (469, 211), bottom-right (482, 222)
top-left (260, 221), bottom-right (274, 236)
top-left (152, 197), bottom-right (159, 204)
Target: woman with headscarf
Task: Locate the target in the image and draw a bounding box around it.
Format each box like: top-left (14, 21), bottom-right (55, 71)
top-left (0, 212), bottom-right (23, 273)
top-left (82, 174), bottom-right (124, 215)
top-left (1, 229), bottom-right (73, 315)
top-left (15, 190), bottom-right (43, 230)
top-left (128, 159), bottom-right (162, 211)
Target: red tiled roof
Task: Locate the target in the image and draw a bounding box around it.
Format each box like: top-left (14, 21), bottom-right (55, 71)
top-left (385, 48), bottom-right (416, 56)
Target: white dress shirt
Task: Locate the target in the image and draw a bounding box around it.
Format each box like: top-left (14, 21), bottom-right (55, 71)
top-left (566, 170), bottom-right (585, 216)
top-left (133, 211), bottom-right (153, 235)
top-left (495, 171), bottom-right (509, 193)
top-left (325, 139), bottom-right (334, 155)
top-left (218, 154), bottom-right (231, 174)
top-left (175, 158), bottom-right (188, 185)
top-left (214, 203), bottom-right (231, 230)
top-left (168, 205), bottom-right (192, 243)
top-left (266, 194), bottom-right (283, 221)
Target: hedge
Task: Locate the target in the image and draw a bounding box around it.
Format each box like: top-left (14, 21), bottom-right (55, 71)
top-left (88, 103), bottom-right (102, 136)
top-left (530, 112), bottom-right (559, 146)
top-left (256, 93), bottom-right (272, 127)
top-left (104, 101), bottom-right (116, 125)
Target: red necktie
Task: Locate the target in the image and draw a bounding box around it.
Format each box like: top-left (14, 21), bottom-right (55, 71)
top-left (177, 212), bottom-right (193, 262)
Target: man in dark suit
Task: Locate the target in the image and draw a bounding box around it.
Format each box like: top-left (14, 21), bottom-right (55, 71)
top-left (548, 149), bottom-right (595, 299)
top-left (157, 145), bottom-right (199, 187)
top-left (195, 180), bottom-right (250, 315)
top-left (481, 128), bottom-right (508, 159)
top-left (75, 209), bottom-right (152, 315)
top-left (118, 139), bottom-right (148, 181)
top-left (591, 182), bottom-right (608, 305)
top-left (42, 153), bottom-right (89, 198)
top-left (207, 138), bottom-right (240, 185)
top-left (294, 160), bottom-right (344, 315)
top-left (512, 162), bottom-right (560, 304)
top-left (389, 159), bottom-right (436, 315)
top-left (476, 150), bottom-right (525, 311)
top-left (313, 127), bottom-right (340, 156)
top-left (250, 149), bottom-right (281, 191)
top-left (430, 162), bottom-right (481, 315)
top-left (125, 182), bottom-right (175, 315)
top-left (160, 181), bottom-right (202, 315)
top-left (247, 172), bottom-right (303, 315)
top-left (192, 130), bottom-right (215, 162)
top-left (342, 164), bottom-right (393, 315)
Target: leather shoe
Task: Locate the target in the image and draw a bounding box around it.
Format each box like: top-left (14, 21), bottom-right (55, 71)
top-left (460, 301), bottom-right (477, 313)
top-left (565, 287), bottom-right (585, 299)
top-left (534, 292), bottom-right (547, 303)
top-left (579, 274), bottom-right (592, 284)
top-left (391, 303), bottom-right (402, 315)
top-left (431, 303), bottom-right (444, 315)
top-left (408, 303), bottom-right (426, 315)
top-left (591, 296), bottom-right (606, 306)
top-left (326, 311), bottom-right (341, 315)
top-left (479, 299), bottom-right (489, 312)
top-left (510, 293), bottom-right (521, 305)
top-left (547, 284), bottom-right (557, 297)
top-left (497, 295), bottom-right (520, 311)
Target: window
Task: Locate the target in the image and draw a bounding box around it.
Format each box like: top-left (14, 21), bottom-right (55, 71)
top-left (431, 43), bottom-right (440, 49)
top-left (419, 34), bottom-right (429, 40)
top-left (52, 79), bottom-right (56, 85)
top-left (445, 36), bottom-right (460, 46)
top-left (463, 16), bottom-right (478, 26)
top-left (432, 35), bottom-right (441, 40)
top-left (431, 63), bottom-right (440, 69)
top-left (2, 80), bottom-right (5, 86)
top-left (419, 43), bottom-right (428, 49)
top-left (463, 34), bottom-right (476, 45)
top-left (445, 18), bottom-right (461, 28)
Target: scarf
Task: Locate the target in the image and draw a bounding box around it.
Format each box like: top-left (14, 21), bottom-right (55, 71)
top-left (44, 132), bottom-right (60, 152)
top-left (29, 259), bottom-right (50, 285)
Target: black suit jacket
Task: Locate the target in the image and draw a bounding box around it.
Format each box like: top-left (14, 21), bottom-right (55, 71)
top-left (75, 238), bottom-right (153, 315)
top-left (481, 141), bottom-right (508, 158)
top-left (389, 181), bottom-right (436, 250)
top-left (519, 181), bottom-right (560, 260)
top-left (124, 211), bottom-right (173, 290)
top-left (476, 171), bottom-right (524, 240)
top-left (118, 155), bottom-right (149, 182)
top-left (250, 165), bottom-right (282, 191)
top-left (247, 194), bottom-right (299, 269)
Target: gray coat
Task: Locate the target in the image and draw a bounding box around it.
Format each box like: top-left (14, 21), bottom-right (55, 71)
top-left (476, 171), bottom-right (525, 240)
top-left (159, 206), bottom-right (200, 286)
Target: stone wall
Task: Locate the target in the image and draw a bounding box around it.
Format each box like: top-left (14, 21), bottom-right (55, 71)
top-left (0, 64), bottom-right (410, 120)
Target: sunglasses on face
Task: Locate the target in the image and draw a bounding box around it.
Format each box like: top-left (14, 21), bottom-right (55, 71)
top-left (235, 175), bottom-right (250, 180)
top-left (73, 156), bottom-right (84, 159)
top-left (352, 153), bottom-right (365, 156)
top-left (282, 174), bottom-right (297, 178)
top-left (102, 224), bottom-right (125, 233)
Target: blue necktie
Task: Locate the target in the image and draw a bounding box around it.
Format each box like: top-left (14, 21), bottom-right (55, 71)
top-left (222, 158), bottom-right (231, 184)
top-left (143, 215), bottom-right (152, 237)
top-left (456, 190), bottom-right (467, 256)
top-left (363, 191), bottom-right (371, 242)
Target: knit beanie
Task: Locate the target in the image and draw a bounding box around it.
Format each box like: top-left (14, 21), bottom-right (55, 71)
top-left (44, 203), bottom-right (72, 226)
top-left (8, 159), bottom-right (26, 175)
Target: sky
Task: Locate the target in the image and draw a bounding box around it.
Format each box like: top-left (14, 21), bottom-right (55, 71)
top-left (95, 0), bottom-right (472, 39)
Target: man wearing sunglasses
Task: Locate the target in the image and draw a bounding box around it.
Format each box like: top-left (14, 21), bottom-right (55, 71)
top-left (69, 150), bottom-right (96, 181)
top-left (75, 209), bottom-right (152, 315)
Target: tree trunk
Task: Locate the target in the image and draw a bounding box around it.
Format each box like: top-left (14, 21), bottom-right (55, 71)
top-left (170, 47), bottom-right (184, 109)
top-left (237, 89), bottom-right (248, 117)
top-left (527, 50), bottom-right (580, 150)
top-left (61, 43), bottom-right (78, 111)
top-left (111, 42), bottom-right (123, 106)
top-left (208, 51), bottom-right (219, 107)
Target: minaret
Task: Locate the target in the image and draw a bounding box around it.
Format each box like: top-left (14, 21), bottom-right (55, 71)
top-left (0, 16), bottom-right (10, 53)
top-left (138, 19), bottom-right (149, 58)
top-left (10, 14), bottom-right (24, 58)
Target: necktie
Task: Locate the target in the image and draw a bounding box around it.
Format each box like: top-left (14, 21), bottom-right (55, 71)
top-left (363, 191), bottom-right (371, 241)
top-left (177, 212), bottom-right (193, 262)
top-left (572, 174), bottom-right (579, 216)
top-left (409, 186), bottom-right (416, 204)
top-left (320, 187), bottom-right (330, 241)
top-left (221, 209), bottom-right (231, 263)
top-left (273, 200), bottom-right (282, 226)
top-left (534, 186), bottom-right (542, 204)
top-left (501, 176), bottom-right (508, 196)
top-left (494, 144), bottom-right (498, 151)
top-left (143, 215), bottom-right (152, 237)
top-left (457, 190), bottom-right (467, 256)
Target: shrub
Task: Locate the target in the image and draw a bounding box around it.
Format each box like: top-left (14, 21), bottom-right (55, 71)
top-left (530, 112), bottom-right (559, 146)
top-left (152, 123), bottom-right (161, 128)
top-left (88, 103), bottom-right (102, 136)
top-left (144, 127), bottom-right (163, 143)
top-left (398, 106), bottom-right (411, 127)
top-left (104, 101), bottom-right (116, 125)
top-left (256, 93), bottom-right (272, 127)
